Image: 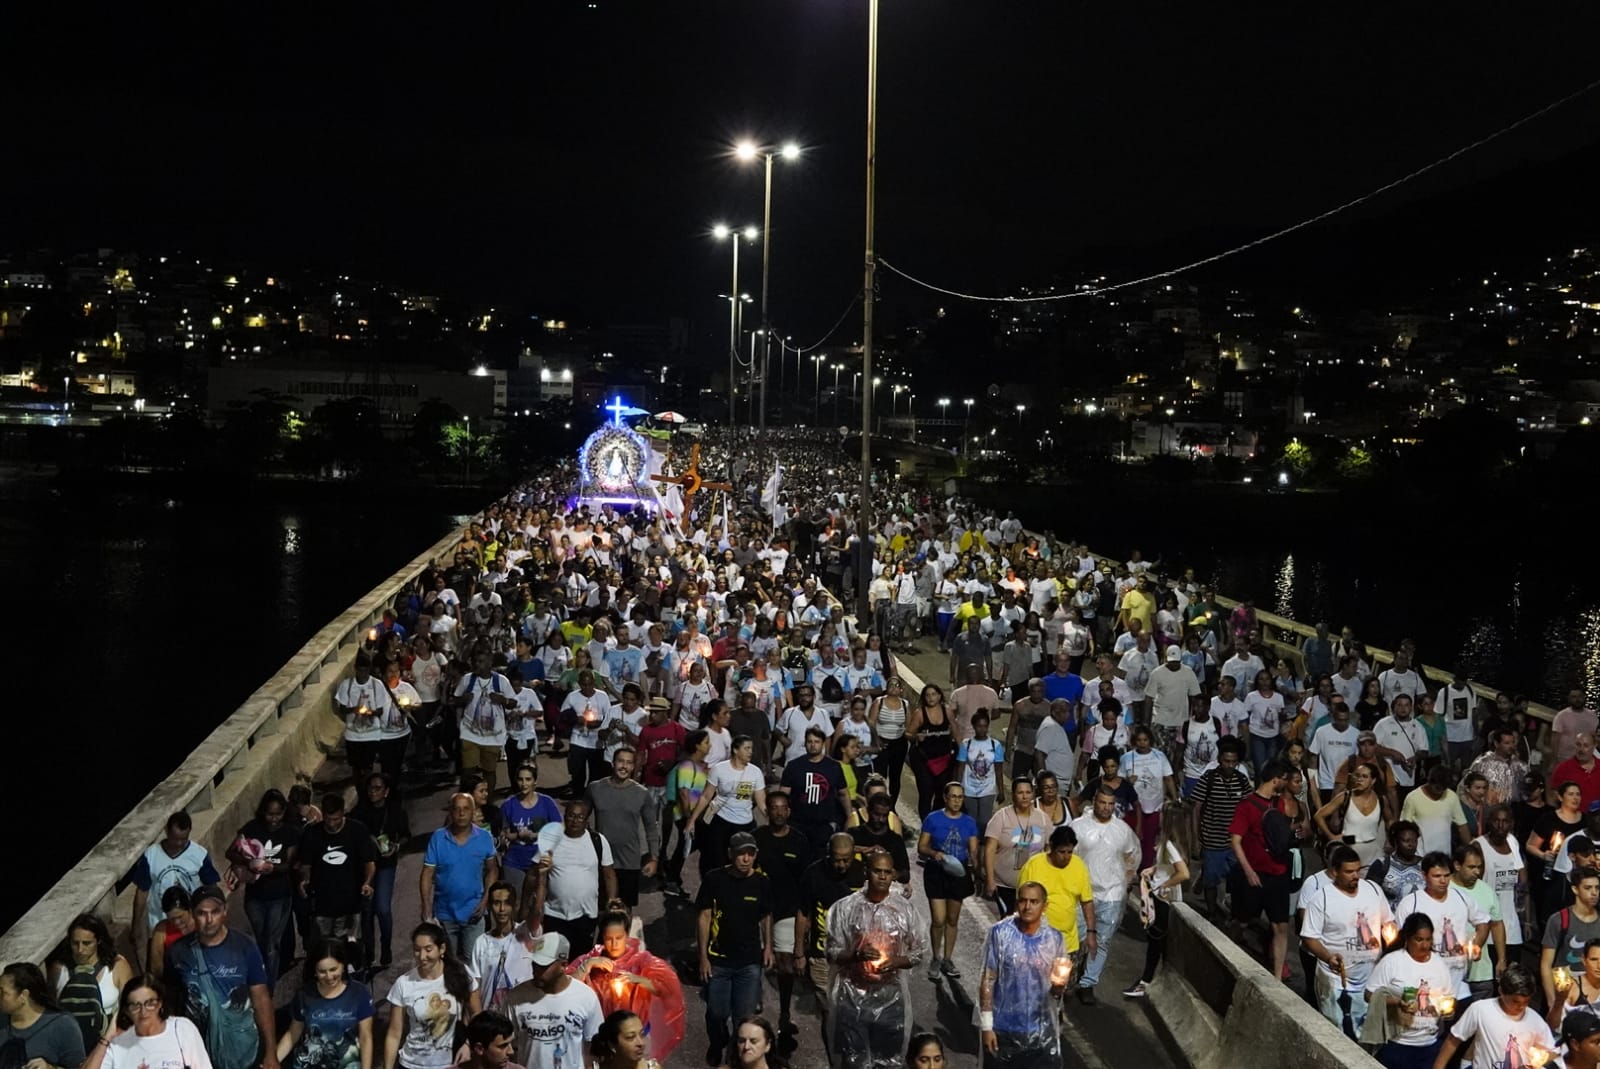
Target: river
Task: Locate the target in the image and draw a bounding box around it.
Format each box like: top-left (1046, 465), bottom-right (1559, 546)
top-left (0, 472), bottom-right (475, 933)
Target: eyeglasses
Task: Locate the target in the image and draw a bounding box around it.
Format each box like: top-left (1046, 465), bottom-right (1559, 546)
top-left (129, 997), bottom-right (161, 1011)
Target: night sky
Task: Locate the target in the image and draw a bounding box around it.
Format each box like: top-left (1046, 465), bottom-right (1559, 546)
top-left (6, 4), bottom-right (1600, 335)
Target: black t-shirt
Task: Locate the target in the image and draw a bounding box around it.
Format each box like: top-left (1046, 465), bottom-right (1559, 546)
top-left (755, 827), bottom-right (812, 918)
top-left (236, 818), bottom-right (301, 900)
top-left (798, 858), bottom-right (864, 958)
top-left (695, 867), bottom-right (773, 967)
top-left (299, 818), bottom-right (378, 917)
top-left (849, 824), bottom-right (909, 882)
top-left (780, 756), bottom-right (849, 828)
top-left (350, 797), bottom-right (411, 870)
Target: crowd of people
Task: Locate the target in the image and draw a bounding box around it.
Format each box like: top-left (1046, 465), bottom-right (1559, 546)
top-left (8, 426), bottom-right (1600, 1069)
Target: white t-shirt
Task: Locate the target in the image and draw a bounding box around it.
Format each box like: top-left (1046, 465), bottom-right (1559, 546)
top-left (336, 676), bottom-right (392, 743)
top-left (957, 736), bottom-right (1005, 799)
top-left (1363, 950), bottom-right (1457, 1047)
top-left (1117, 646), bottom-right (1159, 701)
top-left (505, 979), bottom-right (605, 1069)
top-left (387, 970), bottom-right (479, 1069)
top-left (1222, 654), bottom-right (1265, 694)
top-left (1243, 690), bottom-right (1286, 739)
top-left (1308, 723), bottom-right (1359, 790)
top-left (1379, 668), bottom-right (1426, 706)
top-left (456, 672), bottom-right (511, 746)
top-left (1372, 715), bottom-right (1429, 788)
top-left (105, 1017), bottom-right (211, 1069)
top-left (1299, 878), bottom-right (1392, 989)
top-left (677, 681), bottom-right (717, 730)
top-left (705, 726), bottom-right (732, 766)
top-left (1180, 716), bottom-right (1223, 781)
top-left (1209, 695), bottom-right (1248, 736)
top-left (471, 928), bottom-right (535, 1007)
top-left (1438, 684), bottom-right (1477, 743)
top-left (1400, 788), bottom-right (1466, 858)
top-left (602, 706), bottom-right (647, 762)
top-left (706, 760), bottom-right (765, 825)
top-left (562, 690), bottom-right (614, 750)
top-left (1474, 835), bottom-right (1526, 944)
top-left (506, 687), bottom-right (540, 744)
top-left (1447, 998), bottom-right (1554, 1069)
top-left (1118, 749), bottom-right (1174, 815)
top-left (1392, 886), bottom-right (1492, 996)
top-left (409, 653), bottom-right (449, 703)
top-left (776, 706), bottom-right (833, 764)
top-left (535, 825), bottom-right (614, 922)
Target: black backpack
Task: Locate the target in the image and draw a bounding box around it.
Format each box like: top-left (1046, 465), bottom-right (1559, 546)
top-left (1248, 793), bottom-right (1294, 863)
top-left (819, 672), bottom-right (846, 704)
top-left (58, 963), bottom-right (109, 1050)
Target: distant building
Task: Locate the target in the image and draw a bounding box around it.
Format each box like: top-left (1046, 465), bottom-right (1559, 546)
top-left (206, 361), bottom-right (498, 423)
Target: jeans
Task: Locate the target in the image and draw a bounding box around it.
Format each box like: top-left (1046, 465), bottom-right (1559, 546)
top-left (873, 737), bottom-right (909, 811)
top-left (361, 864), bottom-right (397, 965)
top-left (1376, 1040), bottom-right (1442, 1069)
top-left (1141, 897), bottom-right (1170, 983)
top-left (244, 893), bottom-right (293, 981)
top-left (705, 962), bottom-right (763, 1058)
top-left (1077, 896), bottom-right (1124, 988)
top-left (1249, 733), bottom-right (1281, 778)
top-left (438, 915), bottom-right (484, 960)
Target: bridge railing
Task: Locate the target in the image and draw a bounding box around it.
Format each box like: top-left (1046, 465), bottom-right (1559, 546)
top-left (0, 520), bottom-right (475, 966)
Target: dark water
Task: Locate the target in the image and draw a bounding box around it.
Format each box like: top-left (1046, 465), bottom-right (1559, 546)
top-left (0, 472), bottom-right (474, 933)
top-left (1005, 485), bottom-right (1600, 711)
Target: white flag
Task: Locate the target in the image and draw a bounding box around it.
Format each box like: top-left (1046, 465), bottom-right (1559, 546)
top-left (761, 461), bottom-right (785, 530)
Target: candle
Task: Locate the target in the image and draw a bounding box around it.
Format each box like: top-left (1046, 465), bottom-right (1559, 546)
top-left (1051, 956), bottom-right (1074, 985)
top-left (1434, 994), bottom-right (1456, 1017)
top-left (611, 976), bottom-right (627, 998)
top-left (1381, 922), bottom-right (1398, 946)
top-left (1551, 832), bottom-right (1565, 854)
top-left (1529, 1044), bottom-right (1555, 1068)
top-left (367, 628), bottom-right (378, 642)
top-left (1554, 966), bottom-right (1573, 989)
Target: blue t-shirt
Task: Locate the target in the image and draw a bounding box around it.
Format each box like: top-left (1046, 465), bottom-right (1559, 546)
top-left (604, 646), bottom-right (645, 684)
top-left (423, 826), bottom-right (498, 923)
top-left (512, 656), bottom-right (546, 683)
top-left (499, 793), bottom-right (563, 871)
top-left (288, 983), bottom-right (375, 1069)
top-left (922, 809), bottom-right (980, 864)
top-left (983, 916), bottom-right (1066, 1038)
top-left (1042, 673), bottom-right (1085, 706)
top-left (169, 930), bottom-right (270, 1069)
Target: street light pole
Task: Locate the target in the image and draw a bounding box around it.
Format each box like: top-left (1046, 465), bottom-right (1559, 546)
top-left (737, 140), bottom-right (799, 434)
top-left (962, 398), bottom-right (974, 459)
top-left (857, 0), bottom-right (878, 621)
top-left (713, 224), bottom-right (758, 424)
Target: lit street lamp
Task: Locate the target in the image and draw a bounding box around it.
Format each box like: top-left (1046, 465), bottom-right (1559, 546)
top-left (1015, 403), bottom-right (1026, 426)
top-left (962, 398), bottom-right (974, 459)
top-left (712, 224), bottom-right (759, 423)
top-left (812, 353), bottom-right (827, 421)
top-left (734, 138), bottom-right (801, 432)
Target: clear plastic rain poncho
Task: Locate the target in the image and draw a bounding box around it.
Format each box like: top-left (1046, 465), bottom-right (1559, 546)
top-left (824, 889), bottom-right (927, 1069)
top-left (979, 915), bottom-right (1066, 1060)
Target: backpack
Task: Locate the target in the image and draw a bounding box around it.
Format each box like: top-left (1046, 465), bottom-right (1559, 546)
top-left (58, 963), bottom-right (109, 1050)
top-left (819, 672), bottom-right (846, 704)
top-left (1247, 793), bottom-right (1295, 863)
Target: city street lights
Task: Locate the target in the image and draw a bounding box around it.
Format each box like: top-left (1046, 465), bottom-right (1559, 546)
top-left (712, 223), bottom-right (758, 424)
top-left (811, 353), bottom-right (827, 422)
top-left (962, 398), bottom-right (974, 459)
top-left (833, 363), bottom-right (845, 424)
top-left (938, 397), bottom-right (950, 424)
top-left (734, 138), bottom-right (801, 432)
top-left (1016, 403), bottom-right (1027, 426)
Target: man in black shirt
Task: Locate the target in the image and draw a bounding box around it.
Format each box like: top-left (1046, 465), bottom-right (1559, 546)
top-left (728, 690), bottom-right (773, 775)
top-left (780, 727), bottom-right (850, 860)
top-left (849, 793), bottom-right (910, 886)
top-left (794, 832), bottom-right (864, 1055)
top-left (295, 793), bottom-right (377, 949)
top-left (696, 831), bottom-right (773, 1066)
top-left (755, 793), bottom-right (811, 1036)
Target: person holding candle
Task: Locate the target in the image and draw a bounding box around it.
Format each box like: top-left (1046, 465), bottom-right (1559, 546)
top-left (1546, 938), bottom-right (1600, 1031)
top-left (1392, 851), bottom-right (1493, 1007)
top-left (977, 880), bottom-right (1068, 1068)
top-left (825, 848), bottom-right (926, 1069)
top-left (1432, 963), bottom-right (1554, 1069)
top-left (1529, 782), bottom-right (1586, 926)
top-left (569, 910), bottom-right (684, 1065)
top-left (1364, 913), bottom-right (1456, 1069)
top-left (1300, 843), bottom-right (1392, 1035)
top-left (1543, 872), bottom-right (1600, 1011)
top-left (337, 653), bottom-right (393, 784)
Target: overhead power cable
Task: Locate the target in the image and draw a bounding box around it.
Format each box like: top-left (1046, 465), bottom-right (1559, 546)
top-left (877, 73), bottom-right (1600, 303)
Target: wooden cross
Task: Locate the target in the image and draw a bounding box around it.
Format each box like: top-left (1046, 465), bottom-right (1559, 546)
top-left (651, 442), bottom-right (732, 534)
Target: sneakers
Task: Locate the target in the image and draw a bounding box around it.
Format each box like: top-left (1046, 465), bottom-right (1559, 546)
top-left (941, 958), bottom-right (961, 978)
top-left (1123, 980), bottom-right (1148, 999)
top-left (927, 959), bottom-right (942, 981)
top-left (662, 881), bottom-right (685, 898)
top-left (1077, 986), bottom-right (1097, 1005)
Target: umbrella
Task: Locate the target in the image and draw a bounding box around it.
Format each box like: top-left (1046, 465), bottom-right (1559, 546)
top-left (654, 411), bottom-right (688, 423)
top-left (1336, 959), bottom-right (1356, 1040)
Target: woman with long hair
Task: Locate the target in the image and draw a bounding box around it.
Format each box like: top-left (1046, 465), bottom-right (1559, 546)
top-left (904, 1032), bottom-right (945, 1069)
top-left (47, 913), bottom-right (132, 1047)
top-left (905, 682), bottom-right (956, 820)
top-left (382, 922), bottom-right (480, 1069)
top-left (1123, 823), bottom-right (1191, 1000)
top-left (278, 942), bottom-right (375, 1069)
top-left (1314, 761), bottom-right (1390, 875)
top-left (1548, 938), bottom-right (1600, 1031)
top-left (81, 975), bottom-right (212, 1069)
top-left (0, 962), bottom-right (88, 1069)
top-left (1529, 780), bottom-right (1586, 926)
top-left (686, 734), bottom-right (766, 880)
top-left (868, 681), bottom-right (910, 811)
top-left (590, 1011), bottom-right (659, 1069)
top-left (568, 910), bottom-right (685, 1064)
top-left (1033, 771), bottom-right (1071, 827)
top-left (1362, 913), bottom-right (1453, 1069)
top-left (147, 887), bottom-right (194, 987)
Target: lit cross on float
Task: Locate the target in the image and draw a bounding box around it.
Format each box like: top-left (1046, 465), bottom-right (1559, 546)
top-left (606, 395), bottom-right (629, 426)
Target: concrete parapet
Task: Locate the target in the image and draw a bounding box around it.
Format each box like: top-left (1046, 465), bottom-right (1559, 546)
top-left (0, 521), bottom-right (474, 966)
top-left (1149, 902), bottom-right (1380, 1069)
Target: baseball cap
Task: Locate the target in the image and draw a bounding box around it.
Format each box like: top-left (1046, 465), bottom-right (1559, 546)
top-left (528, 931), bottom-right (570, 966)
top-left (190, 884), bottom-right (228, 909)
top-left (1565, 1009), bottom-right (1600, 1044)
top-left (1165, 646), bottom-right (1183, 662)
top-left (728, 831), bottom-right (759, 855)
top-left (1357, 731), bottom-right (1377, 743)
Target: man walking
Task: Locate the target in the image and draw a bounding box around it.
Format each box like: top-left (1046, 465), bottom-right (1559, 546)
top-left (421, 792), bottom-right (500, 957)
top-left (533, 798), bottom-right (617, 953)
top-left (825, 848), bottom-right (926, 1069)
top-left (697, 831), bottom-right (773, 1066)
top-left (166, 885), bottom-right (280, 1069)
top-left (1070, 785), bottom-right (1141, 1002)
top-left (978, 881), bottom-right (1069, 1069)
top-left (585, 747), bottom-right (658, 907)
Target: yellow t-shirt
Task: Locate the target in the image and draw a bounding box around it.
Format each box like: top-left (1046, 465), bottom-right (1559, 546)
top-left (1120, 588), bottom-right (1155, 633)
top-left (890, 533), bottom-right (908, 555)
top-left (959, 530), bottom-right (976, 553)
top-left (953, 600), bottom-right (983, 628)
top-left (1017, 852), bottom-right (1094, 951)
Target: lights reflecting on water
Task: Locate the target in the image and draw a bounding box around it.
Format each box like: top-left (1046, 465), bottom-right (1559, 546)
top-left (1272, 553), bottom-right (1296, 619)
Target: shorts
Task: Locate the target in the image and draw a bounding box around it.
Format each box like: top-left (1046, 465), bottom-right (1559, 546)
top-left (1229, 869), bottom-right (1292, 924)
top-left (1182, 777), bottom-right (1200, 800)
top-left (807, 956), bottom-right (833, 995)
top-left (772, 917), bottom-right (796, 955)
top-left (1201, 848), bottom-right (1237, 887)
top-left (923, 860), bottom-right (975, 902)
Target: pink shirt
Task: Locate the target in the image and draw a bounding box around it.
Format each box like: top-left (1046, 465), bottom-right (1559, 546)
top-left (1552, 707), bottom-right (1599, 763)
